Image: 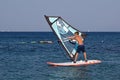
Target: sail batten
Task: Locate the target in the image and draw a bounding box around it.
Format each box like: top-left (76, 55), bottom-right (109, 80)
top-left (44, 15), bottom-right (83, 60)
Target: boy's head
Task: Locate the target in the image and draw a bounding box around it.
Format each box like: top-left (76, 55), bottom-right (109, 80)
top-left (74, 32), bottom-right (79, 35)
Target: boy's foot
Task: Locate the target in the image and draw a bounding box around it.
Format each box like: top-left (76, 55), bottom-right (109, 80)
top-left (73, 60), bottom-right (76, 63)
top-left (85, 59), bottom-right (88, 62)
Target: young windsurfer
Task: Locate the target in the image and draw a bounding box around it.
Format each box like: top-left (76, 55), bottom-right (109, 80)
top-left (68, 32), bottom-right (87, 63)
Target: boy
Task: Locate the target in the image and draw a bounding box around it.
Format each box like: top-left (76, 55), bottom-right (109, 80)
top-left (68, 32), bottom-right (87, 63)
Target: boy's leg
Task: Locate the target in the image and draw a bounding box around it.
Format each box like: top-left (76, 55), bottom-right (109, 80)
top-left (83, 52), bottom-right (87, 62)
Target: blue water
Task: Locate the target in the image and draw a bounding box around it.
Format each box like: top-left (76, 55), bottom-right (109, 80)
top-left (0, 32), bottom-right (120, 80)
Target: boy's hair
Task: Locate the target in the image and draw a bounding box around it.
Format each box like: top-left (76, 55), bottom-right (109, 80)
top-left (74, 32), bottom-right (79, 35)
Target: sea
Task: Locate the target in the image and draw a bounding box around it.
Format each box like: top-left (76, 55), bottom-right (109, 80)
top-left (0, 32), bottom-right (120, 80)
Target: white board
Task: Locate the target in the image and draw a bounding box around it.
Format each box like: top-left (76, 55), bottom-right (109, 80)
top-left (47, 60), bottom-right (101, 67)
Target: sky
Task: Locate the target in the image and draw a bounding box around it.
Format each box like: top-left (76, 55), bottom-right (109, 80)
top-left (0, 0), bottom-right (120, 32)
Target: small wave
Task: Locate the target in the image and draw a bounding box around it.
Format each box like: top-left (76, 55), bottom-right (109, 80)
top-left (102, 61), bottom-right (120, 64)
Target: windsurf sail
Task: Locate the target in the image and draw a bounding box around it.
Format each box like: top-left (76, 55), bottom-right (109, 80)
top-left (44, 15), bottom-right (85, 60)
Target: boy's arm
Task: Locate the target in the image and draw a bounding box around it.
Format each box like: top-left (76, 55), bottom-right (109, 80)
top-left (67, 36), bottom-right (75, 40)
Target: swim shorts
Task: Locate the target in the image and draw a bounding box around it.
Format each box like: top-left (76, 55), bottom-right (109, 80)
top-left (76, 45), bottom-right (86, 53)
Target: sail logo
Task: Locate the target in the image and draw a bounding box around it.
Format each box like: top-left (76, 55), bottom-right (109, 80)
top-left (56, 20), bottom-right (69, 34)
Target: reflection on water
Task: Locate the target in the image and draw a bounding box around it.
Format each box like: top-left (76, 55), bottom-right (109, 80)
top-left (47, 66), bottom-right (94, 80)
